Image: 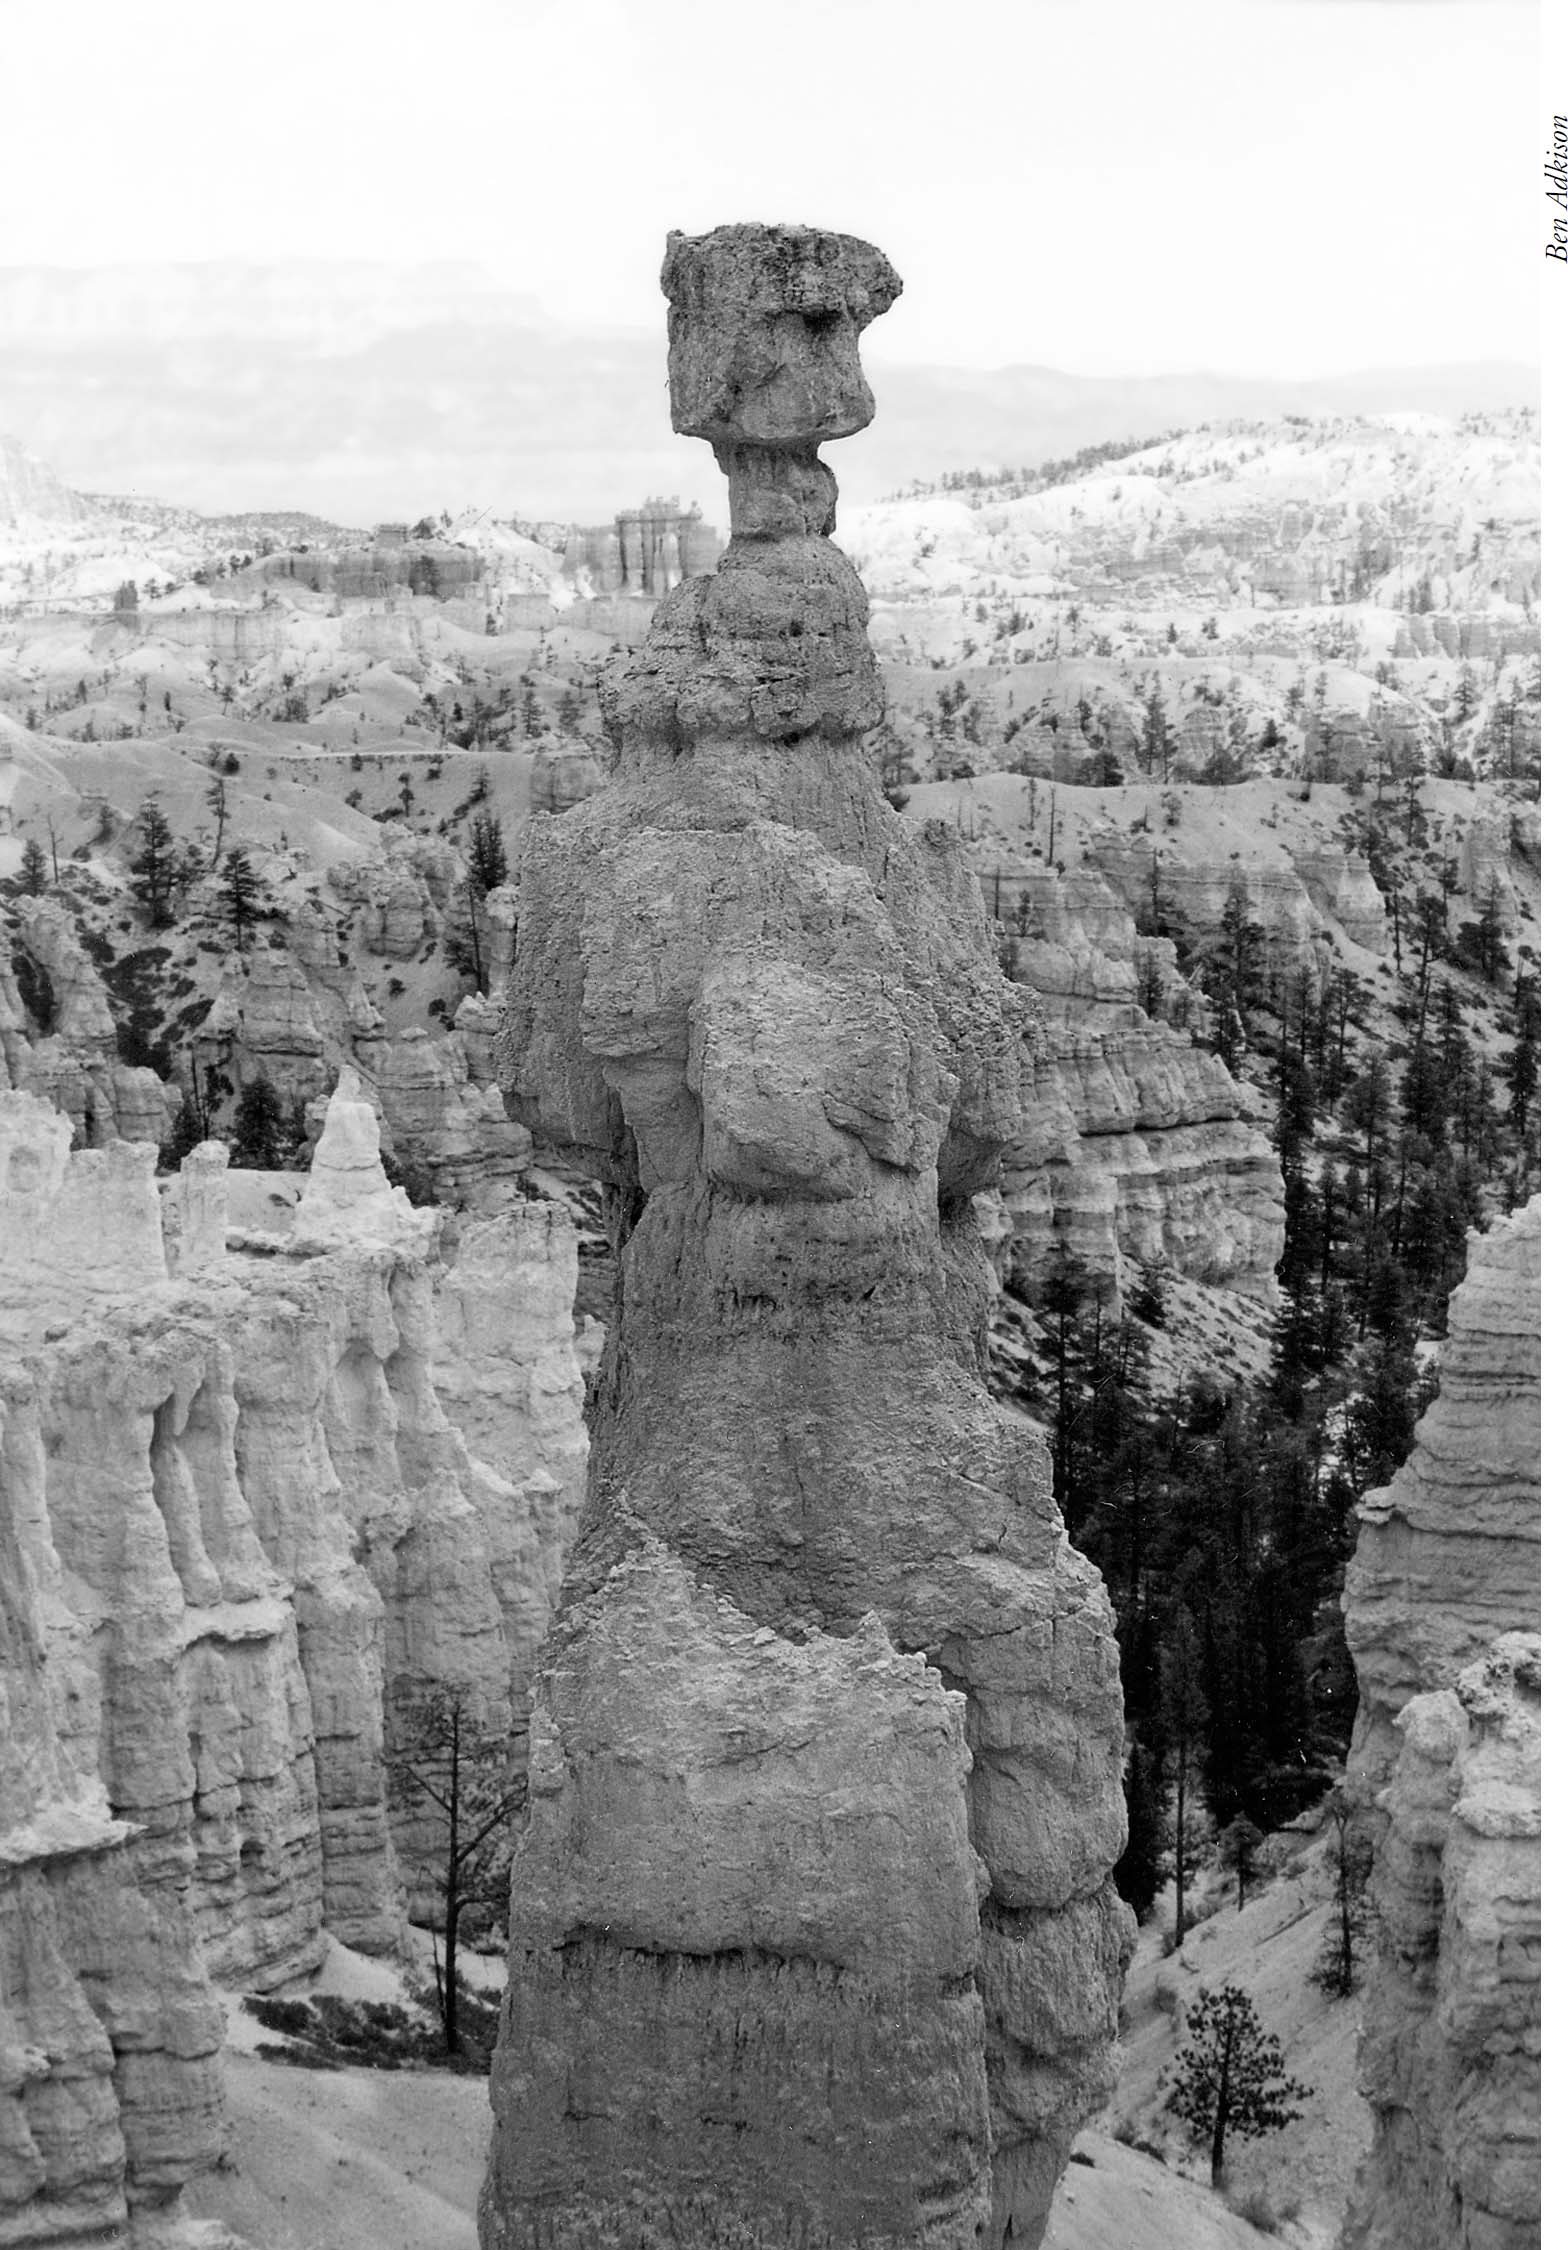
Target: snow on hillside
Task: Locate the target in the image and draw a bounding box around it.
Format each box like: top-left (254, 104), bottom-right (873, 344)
top-left (839, 412), bottom-right (1539, 610)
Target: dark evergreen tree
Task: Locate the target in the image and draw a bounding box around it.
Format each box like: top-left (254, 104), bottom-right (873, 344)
top-left (1453, 879), bottom-right (1507, 984)
top-left (1115, 1728), bottom-right (1167, 1922)
top-left (1217, 1815), bottom-right (1265, 1913)
top-left (229, 1075), bottom-right (289, 1168)
top-left (128, 797), bottom-right (180, 929)
top-left (1160, 1606), bottom-right (1208, 1945)
top-left (1340, 1330), bottom-right (1422, 1500)
top-left (18, 835), bottom-right (48, 894)
top-left (1311, 1791), bottom-right (1374, 1997)
top-left (161, 1091), bottom-right (207, 1170)
top-left (221, 847), bottom-right (264, 952)
top-left (1166, 1984), bottom-right (1310, 2185)
top-left (465, 810), bottom-right (509, 895)
top-left (1022, 1249), bottom-right (1099, 1535)
top-left (446, 812), bottom-right (510, 994)
top-left (1142, 685), bottom-right (1173, 781)
top-left (205, 772), bottom-right (230, 867)
top-left (1504, 971), bottom-right (1540, 1150)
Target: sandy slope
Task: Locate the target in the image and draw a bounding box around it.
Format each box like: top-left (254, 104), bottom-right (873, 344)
top-left (1047, 2131), bottom-right (1273, 2249)
top-left (180, 1916), bottom-right (1318, 2250)
top-left (1105, 1828), bottom-right (1369, 2249)
top-left (184, 2050), bottom-right (489, 2250)
top-left (189, 2059), bottom-right (1277, 2250)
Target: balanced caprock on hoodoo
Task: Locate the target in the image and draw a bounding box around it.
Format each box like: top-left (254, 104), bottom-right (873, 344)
top-left (479, 224), bottom-right (1133, 2250)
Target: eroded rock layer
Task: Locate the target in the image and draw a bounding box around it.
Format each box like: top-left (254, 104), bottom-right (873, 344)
top-left (0, 1077), bottom-right (583, 2243)
top-left (1343, 1198), bottom-right (1541, 1795)
top-left (1342, 1638), bottom-right (1541, 2250)
top-left (1341, 1201), bottom-right (1541, 2250)
top-left (484, 224), bottom-right (1130, 2250)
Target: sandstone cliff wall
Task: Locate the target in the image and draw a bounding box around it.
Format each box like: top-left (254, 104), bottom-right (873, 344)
top-left (981, 855), bottom-right (1283, 1299)
top-left (1343, 1199), bottom-right (1540, 1795)
top-left (1340, 1199), bottom-right (1540, 2250)
top-left (0, 827), bottom-right (531, 1210)
top-left (1342, 1637), bottom-right (1540, 2250)
top-left (1081, 823), bottom-right (1389, 964)
top-left (2, 899), bottom-right (171, 1147)
top-left (0, 1078), bottom-right (585, 2243)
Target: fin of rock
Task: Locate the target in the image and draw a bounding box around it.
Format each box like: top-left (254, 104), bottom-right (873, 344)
top-left (483, 224), bottom-right (1132, 2250)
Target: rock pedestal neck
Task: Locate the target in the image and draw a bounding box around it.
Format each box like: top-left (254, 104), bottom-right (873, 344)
top-left (484, 225), bottom-right (1130, 2250)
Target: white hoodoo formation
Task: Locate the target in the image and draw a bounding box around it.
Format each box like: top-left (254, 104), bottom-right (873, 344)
top-left (483, 225), bottom-right (1131, 2250)
top-left (0, 1072), bottom-right (583, 2244)
top-left (1340, 1198), bottom-right (1540, 2250)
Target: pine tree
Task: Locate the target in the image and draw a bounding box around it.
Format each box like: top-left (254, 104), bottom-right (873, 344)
top-left (1217, 1815), bottom-right (1265, 1912)
top-left (221, 847), bottom-right (264, 952)
top-left (229, 1074), bottom-right (289, 1168)
top-left (206, 773), bottom-right (230, 868)
top-left (162, 1091), bottom-right (207, 1170)
top-left (1160, 1605), bottom-right (1209, 1945)
top-left (466, 811), bottom-right (508, 895)
top-left (18, 835), bottom-right (49, 894)
top-left (1166, 1983), bottom-right (1310, 2185)
top-left (1143, 685), bottom-right (1173, 782)
top-left (1115, 1728), bottom-right (1167, 1922)
top-left (1026, 1249), bottom-right (1097, 1534)
top-left (386, 1686), bottom-right (526, 2057)
top-left (445, 813), bottom-right (510, 995)
top-left (1311, 1791), bottom-right (1374, 1997)
top-left (1504, 972), bottom-right (1540, 1149)
top-left (128, 797), bottom-right (181, 928)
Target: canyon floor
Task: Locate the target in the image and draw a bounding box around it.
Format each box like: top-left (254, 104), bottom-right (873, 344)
top-left (188, 1944), bottom-right (500, 2250)
top-left (190, 2042), bottom-right (1283, 2250)
top-left (187, 1836), bottom-right (1364, 2250)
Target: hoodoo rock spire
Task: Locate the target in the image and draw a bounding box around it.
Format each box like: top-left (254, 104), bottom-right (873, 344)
top-left (482, 223), bottom-right (1131, 2250)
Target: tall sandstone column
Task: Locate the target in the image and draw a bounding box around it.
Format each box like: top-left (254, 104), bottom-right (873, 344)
top-left (1340, 1199), bottom-right (1541, 2250)
top-left (483, 225), bottom-right (1130, 2250)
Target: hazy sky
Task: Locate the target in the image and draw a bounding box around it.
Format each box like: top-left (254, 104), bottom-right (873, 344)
top-left (3, 0), bottom-right (1541, 376)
